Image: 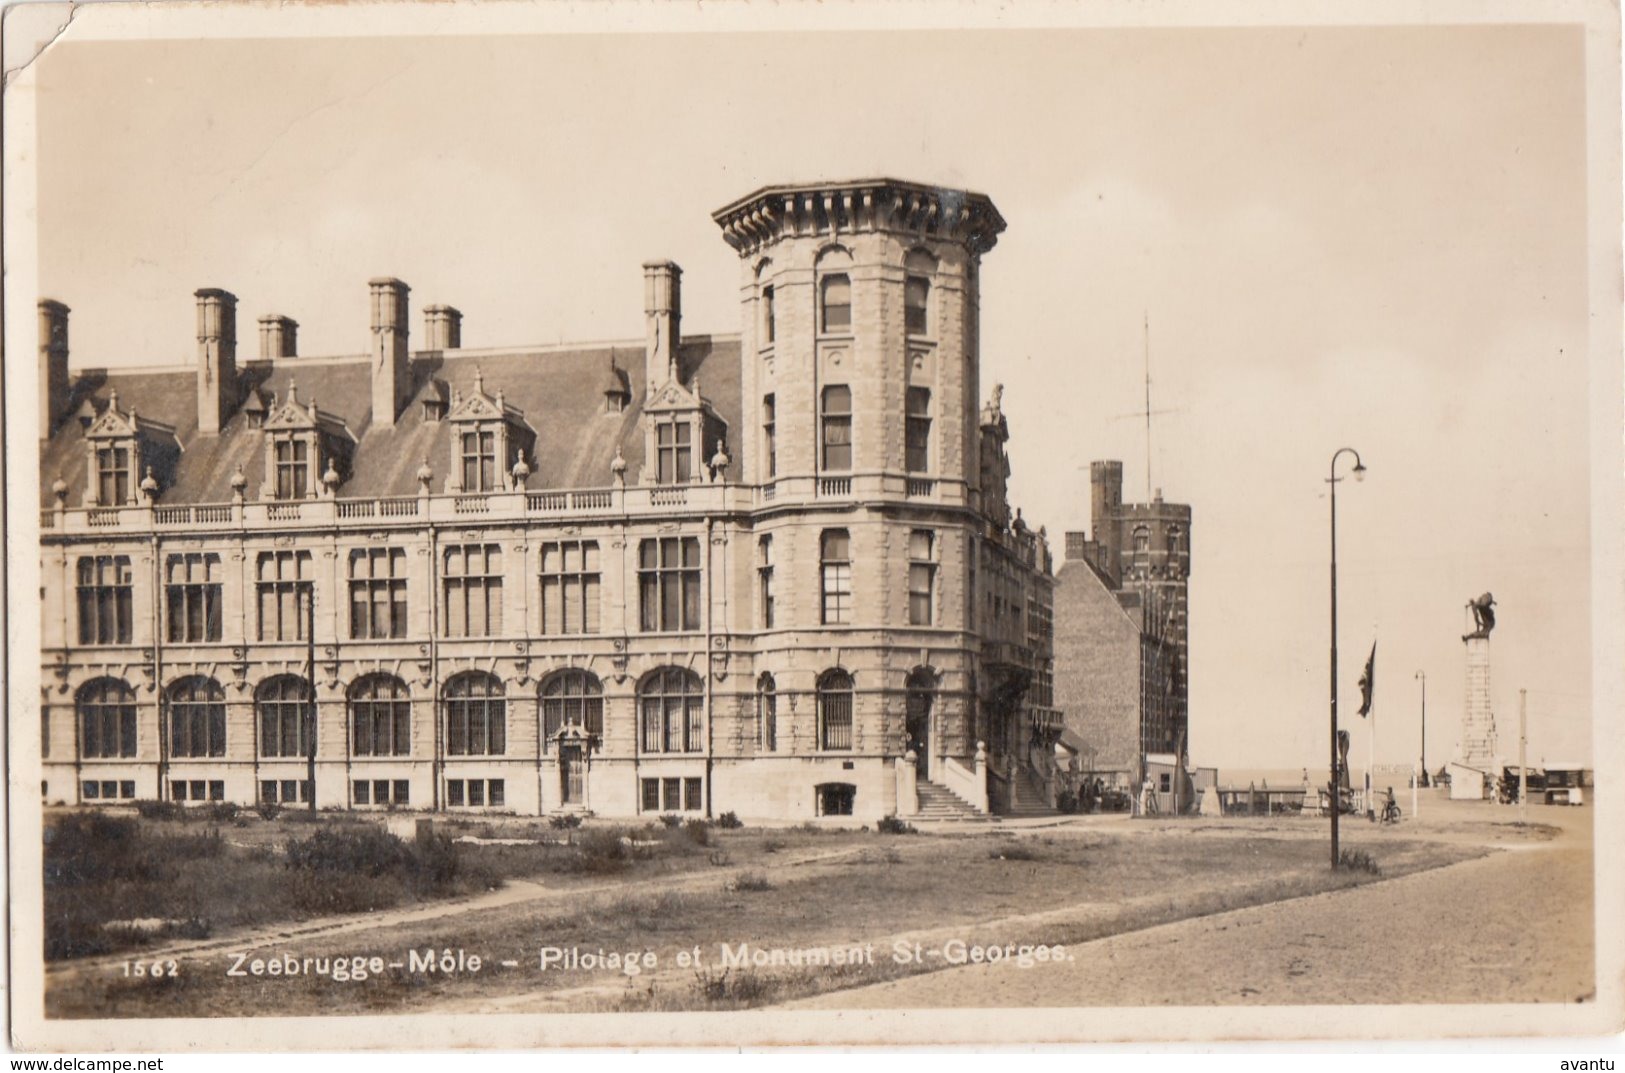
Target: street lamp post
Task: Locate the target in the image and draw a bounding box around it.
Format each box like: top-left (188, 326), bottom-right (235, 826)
top-left (1329, 447), bottom-right (1366, 868)
top-left (1415, 670), bottom-right (1427, 788)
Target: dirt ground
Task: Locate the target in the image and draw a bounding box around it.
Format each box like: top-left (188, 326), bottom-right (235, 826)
top-left (786, 795), bottom-right (1596, 1008)
top-left (42, 793), bottom-right (1587, 1017)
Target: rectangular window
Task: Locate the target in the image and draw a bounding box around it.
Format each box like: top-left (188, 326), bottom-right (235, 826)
top-left (257, 550), bottom-right (312, 642)
top-left (684, 777), bottom-right (703, 812)
top-left (274, 438), bottom-right (309, 500)
top-left (758, 536), bottom-right (775, 629)
top-left (444, 544), bottom-right (503, 637)
top-left (821, 274), bottom-right (851, 333)
top-left (165, 554), bottom-right (222, 643)
top-left (83, 781), bottom-right (100, 800)
top-left (655, 421), bottom-right (693, 484)
top-left (909, 530), bottom-right (936, 627)
top-left (171, 781), bottom-right (188, 802)
top-left (120, 780), bottom-right (135, 799)
top-left (394, 779), bottom-right (410, 805)
top-left (350, 547), bottom-right (408, 640)
top-left (96, 446), bottom-right (131, 505)
top-left (762, 394), bottom-right (776, 479)
top-left (209, 780), bottom-right (225, 802)
top-left (461, 430), bottom-right (497, 492)
top-left (905, 386), bottom-right (932, 473)
top-left (77, 555), bottom-right (134, 645)
top-left (641, 779), bottom-right (661, 812)
top-left (354, 780), bottom-right (371, 805)
top-left (444, 779), bottom-right (501, 808)
top-left (638, 537), bottom-right (701, 633)
top-left (905, 276), bottom-right (930, 336)
top-left (662, 777), bottom-right (681, 812)
top-left (820, 529), bottom-right (852, 625)
top-left (540, 541), bottom-right (601, 635)
top-left (821, 385), bottom-right (852, 471)
top-left (761, 284), bottom-right (776, 345)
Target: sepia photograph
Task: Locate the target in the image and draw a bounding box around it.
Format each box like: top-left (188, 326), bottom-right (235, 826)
top-left (3, 0), bottom-right (1620, 1052)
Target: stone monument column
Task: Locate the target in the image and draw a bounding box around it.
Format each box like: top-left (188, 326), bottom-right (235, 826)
top-left (1461, 636), bottom-right (1497, 770)
top-left (1460, 592), bottom-right (1499, 784)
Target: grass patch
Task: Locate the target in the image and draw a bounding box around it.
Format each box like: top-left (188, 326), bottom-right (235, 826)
top-left (1335, 848), bottom-right (1382, 875)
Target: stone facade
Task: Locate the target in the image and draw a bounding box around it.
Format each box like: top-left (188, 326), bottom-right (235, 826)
top-left (1061, 462), bottom-right (1191, 773)
top-left (1460, 636), bottom-right (1498, 772)
top-left (38, 178), bottom-right (1058, 823)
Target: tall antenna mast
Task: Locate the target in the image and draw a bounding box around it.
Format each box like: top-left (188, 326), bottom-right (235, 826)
top-left (1143, 311), bottom-right (1153, 502)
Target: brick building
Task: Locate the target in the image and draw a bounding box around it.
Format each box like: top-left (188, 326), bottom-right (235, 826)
top-left (1054, 464), bottom-right (1190, 802)
top-left (37, 178), bottom-right (1059, 822)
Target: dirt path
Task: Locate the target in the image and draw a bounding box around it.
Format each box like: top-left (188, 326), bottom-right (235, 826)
top-left (783, 818), bottom-right (1594, 1008)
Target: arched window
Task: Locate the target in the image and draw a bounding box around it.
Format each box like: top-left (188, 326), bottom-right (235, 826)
top-left (757, 673), bottom-right (777, 752)
top-left (818, 669), bottom-right (854, 751)
top-left (78, 678), bottom-right (137, 759)
top-left (905, 276), bottom-right (930, 336)
top-left (169, 676), bottom-right (227, 758)
top-left (444, 672), bottom-right (506, 756)
top-left (639, 667), bottom-right (703, 754)
top-left (255, 675), bottom-right (310, 758)
top-left (541, 670), bottom-right (604, 751)
top-left (820, 274), bottom-right (851, 333)
top-left (350, 674), bottom-right (411, 757)
top-left (1132, 526), bottom-right (1151, 572)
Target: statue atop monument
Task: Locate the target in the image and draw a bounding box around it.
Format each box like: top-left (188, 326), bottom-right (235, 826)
top-left (1464, 592), bottom-right (1497, 640)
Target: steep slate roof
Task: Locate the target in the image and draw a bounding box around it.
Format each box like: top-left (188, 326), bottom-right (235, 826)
top-left (41, 337), bottom-right (741, 507)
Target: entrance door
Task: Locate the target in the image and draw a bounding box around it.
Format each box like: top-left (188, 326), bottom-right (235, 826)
top-left (905, 690), bottom-right (931, 780)
top-left (560, 744), bottom-right (584, 806)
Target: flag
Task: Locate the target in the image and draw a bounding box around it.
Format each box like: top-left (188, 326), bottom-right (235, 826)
top-left (1357, 641), bottom-right (1376, 718)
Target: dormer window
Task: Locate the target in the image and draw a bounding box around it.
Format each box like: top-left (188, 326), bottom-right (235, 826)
top-left (461, 430), bottom-right (497, 492)
top-left (821, 274), bottom-right (851, 333)
top-left (655, 420), bottom-right (692, 484)
top-left (273, 438), bottom-right (310, 499)
top-left (96, 446), bottom-right (131, 505)
top-left (444, 369), bottom-right (532, 494)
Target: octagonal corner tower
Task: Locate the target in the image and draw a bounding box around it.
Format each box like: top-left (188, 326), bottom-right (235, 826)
top-left (712, 179), bottom-right (1005, 490)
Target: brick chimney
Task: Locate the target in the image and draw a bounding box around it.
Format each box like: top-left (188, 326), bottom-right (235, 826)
top-left (369, 278), bottom-right (410, 427)
top-left (424, 305), bottom-right (462, 351)
top-left (38, 299), bottom-right (69, 438)
top-left (1064, 531), bottom-right (1088, 562)
top-left (196, 288), bottom-right (238, 434)
top-left (642, 261), bottom-right (682, 392)
top-left (258, 315), bottom-right (298, 360)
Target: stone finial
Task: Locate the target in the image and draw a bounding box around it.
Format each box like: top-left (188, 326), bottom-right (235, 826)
top-left (512, 454), bottom-right (531, 486)
top-left (287, 380), bottom-right (299, 408)
top-left (108, 387), bottom-right (120, 413)
top-left (51, 475), bottom-right (68, 503)
top-left (416, 457), bottom-right (434, 491)
top-left (230, 464), bottom-right (247, 497)
top-left (473, 367), bottom-right (485, 397)
top-left (610, 445), bottom-right (627, 485)
top-left (709, 438), bottom-right (731, 482)
top-left (140, 466), bottom-right (158, 501)
top-left (322, 462), bottom-right (340, 489)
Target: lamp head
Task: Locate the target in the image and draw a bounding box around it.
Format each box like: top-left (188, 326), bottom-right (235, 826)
top-left (1353, 460), bottom-right (1367, 482)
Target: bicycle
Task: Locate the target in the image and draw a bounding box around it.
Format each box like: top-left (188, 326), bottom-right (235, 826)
top-left (1380, 798), bottom-right (1401, 824)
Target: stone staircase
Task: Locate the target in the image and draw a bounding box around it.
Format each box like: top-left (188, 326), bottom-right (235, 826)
top-left (914, 780), bottom-right (993, 823)
top-left (1003, 769), bottom-right (1060, 819)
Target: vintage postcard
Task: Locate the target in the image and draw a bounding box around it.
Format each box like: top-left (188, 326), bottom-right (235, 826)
top-left (4, 0), bottom-right (1621, 1052)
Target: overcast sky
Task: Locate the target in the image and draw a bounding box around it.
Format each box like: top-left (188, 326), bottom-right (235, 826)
top-left (28, 19), bottom-right (1595, 769)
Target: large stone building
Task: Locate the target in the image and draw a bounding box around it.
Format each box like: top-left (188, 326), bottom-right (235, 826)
top-left (1053, 464), bottom-right (1190, 803)
top-left (36, 178), bottom-right (1060, 822)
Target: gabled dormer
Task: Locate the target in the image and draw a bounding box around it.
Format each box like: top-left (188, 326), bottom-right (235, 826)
top-left (260, 381), bottom-right (356, 500)
top-left (82, 389), bottom-right (179, 506)
top-left (444, 368), bottom-right (535, 493)
top-left (641, 375), bottom-right (728, 485)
